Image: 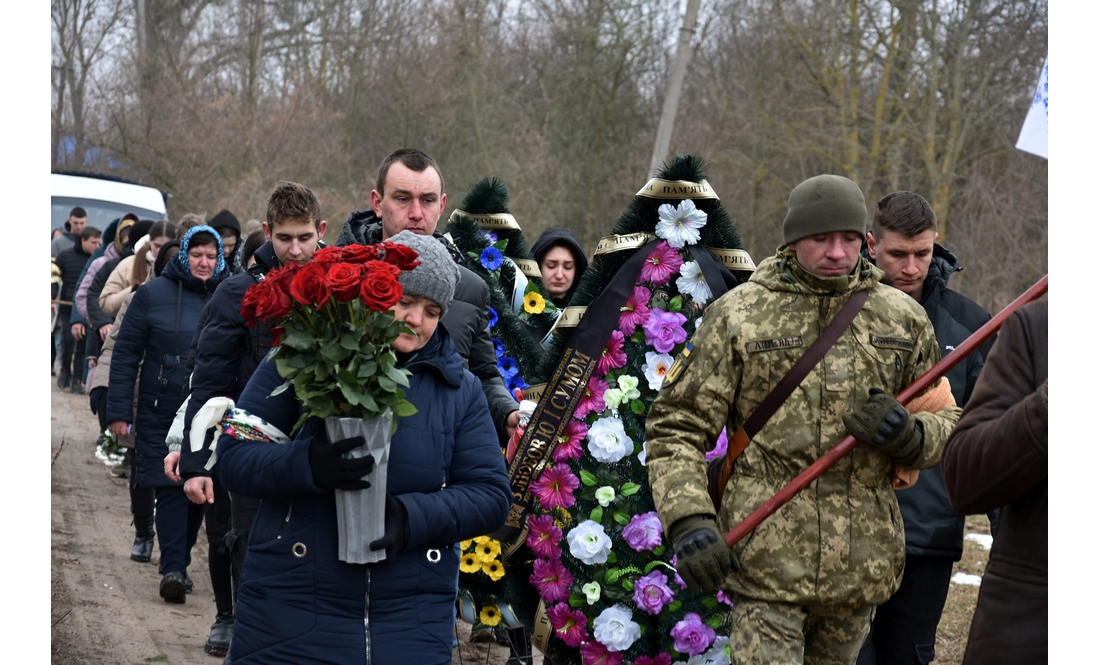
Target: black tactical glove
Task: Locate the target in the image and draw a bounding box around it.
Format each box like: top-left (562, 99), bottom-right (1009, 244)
top-left (307, 426), bottom-right (376, 491)
top-left (669, 514), bottom-right (734, 593)
top-left (369, 493), bottom-right (408, 560)
top-left (843, 388), bottom-right (924, 467)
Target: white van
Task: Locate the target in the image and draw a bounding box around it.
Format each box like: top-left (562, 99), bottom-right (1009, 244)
top-left (51, 172), bottom-right (168, 233)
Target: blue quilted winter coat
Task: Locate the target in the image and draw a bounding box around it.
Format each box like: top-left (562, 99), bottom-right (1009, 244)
top-left (216, 326), bottom-right (511, 665)
top-left (105, 230), bottom-right (226, 487)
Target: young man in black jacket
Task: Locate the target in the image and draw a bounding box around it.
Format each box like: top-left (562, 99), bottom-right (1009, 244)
top-left (172, 181), bottom-right (327, 658)
top-left (337, 148), bottom-right (520, 442)
top-left (857, 191), bottom-right (995, 665)
top-left (55, 225), bottom-right (102, 392)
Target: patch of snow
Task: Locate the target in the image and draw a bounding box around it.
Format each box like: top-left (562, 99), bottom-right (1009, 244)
top-left (952, 572), bottom-right (982, 586)
top-left (965, 533), bottom-right (993, 550)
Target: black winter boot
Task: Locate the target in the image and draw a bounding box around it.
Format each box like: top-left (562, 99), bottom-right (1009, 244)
top-left (205, 592), bottom-right (235, 656)
top-left (131, 507), bottom-right (156, 563)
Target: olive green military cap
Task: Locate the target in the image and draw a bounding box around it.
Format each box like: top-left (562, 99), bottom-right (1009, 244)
top-left (782, 174), bottom-right (868, 245)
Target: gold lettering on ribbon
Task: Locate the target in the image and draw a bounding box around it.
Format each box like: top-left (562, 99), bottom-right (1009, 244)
top-left (636, 178), bottom-right (721, 201)
top-left (530, 601), bottom-right (552, 655)
top-left (594, 232), bottom-right (655, 257)
top-left (523, 383), bottom-right (547, 403)
top-left (494, 347), bottom-right (595, 558)
top-left (704, 245), bottom-right (756, 271)
top-left (512, 258), bottom-right (541, 278)
top-left (449, 209), bottom-right (522, 230)
top-left (552, 306), bottom-right (587, 330)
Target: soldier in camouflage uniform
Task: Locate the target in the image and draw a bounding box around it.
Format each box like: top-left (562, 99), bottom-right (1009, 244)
top-left (646, 174), bottom-right (962, 665)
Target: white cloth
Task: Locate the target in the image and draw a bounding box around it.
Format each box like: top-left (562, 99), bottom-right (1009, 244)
top-left (189, 396), bottom-right (291, 470)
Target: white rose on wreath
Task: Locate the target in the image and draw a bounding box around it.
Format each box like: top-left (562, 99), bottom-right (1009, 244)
top-left (586, 416), bottom-right (633, 464)
top-left (593, 604), bottom-right (642, 652)
top-left (567, 520), bottom-right (613, 565)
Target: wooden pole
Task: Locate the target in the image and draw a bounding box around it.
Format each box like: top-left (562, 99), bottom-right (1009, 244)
top-left (648, 0), bottom-right (701, 176)
top-left (724, 274), bottom-right (1049, 548)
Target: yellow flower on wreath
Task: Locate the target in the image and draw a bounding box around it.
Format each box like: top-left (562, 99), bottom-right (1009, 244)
top-left (477, 539), bottom-right (502, 560)
top-left (523, 291), bottom-right (546, 314)
top-left (480, 604), bottom-right (502, 627)
top-left (473, 535), bottom-right (492, 545)
top-left (460, 539), bottom-right (474, 551)
top-left (460, 551), bottom-right (483, 573)
top-left (482, 558), bottom-right (505, 581)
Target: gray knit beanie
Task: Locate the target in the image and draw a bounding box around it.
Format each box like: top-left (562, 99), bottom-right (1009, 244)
top-left (389, 230), bottom-right (459, 315)
top-left (782, 174), bottom-right (868, 245)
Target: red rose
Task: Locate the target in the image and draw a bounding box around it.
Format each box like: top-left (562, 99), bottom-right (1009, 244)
top-left (291, 261), bottom-right (332, 307)
top-left (269, 325), bottom-right (286, 347)
top-left (311, 246), bottom-right (344, 264)
top-left (378, 242), bottom-right (421, 272)
top-left (360, 261), bottom-right (403, 311)
top-left (341, 244), bottom-right (379, 264)
top-left (327, 262), bottom-right (363, 302)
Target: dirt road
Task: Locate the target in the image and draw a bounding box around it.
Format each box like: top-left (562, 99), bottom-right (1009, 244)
top-left (50, 381), bottom-right (523, 664)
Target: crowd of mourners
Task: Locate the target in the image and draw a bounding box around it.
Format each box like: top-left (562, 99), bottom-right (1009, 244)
top-left (51, 149), bottom-right (1046, 665)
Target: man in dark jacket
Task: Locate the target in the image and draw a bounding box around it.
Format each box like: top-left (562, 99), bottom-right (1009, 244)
top-left (52, 206), bottom-right (88, 257)
top-left (337, 148), bottom-right (520, 442)
top-left (857, 191), bottom-right (994, 665)
top-left (941, 299), bottom-right (1046, 665)
top-left (55, 225), bottom-right (102, 392)
top-left (176, 181), bottom-right (327, 657)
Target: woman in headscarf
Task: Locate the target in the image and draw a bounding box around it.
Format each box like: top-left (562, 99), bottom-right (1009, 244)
top-left (531, 227), bottom-right (589, 308)
top-left (106, 226), bottom-right (229, 603)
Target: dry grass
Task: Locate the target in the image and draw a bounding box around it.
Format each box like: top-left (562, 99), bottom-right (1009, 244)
top-left (935, 515), bottom-right (993, 665)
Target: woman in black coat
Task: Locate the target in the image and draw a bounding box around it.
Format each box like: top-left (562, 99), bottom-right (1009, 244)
top-left (106, 225), bottom-right (229, 603)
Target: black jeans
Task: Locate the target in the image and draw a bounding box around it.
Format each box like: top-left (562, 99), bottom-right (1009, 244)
top-left (58, 308), bottom-right (77, 378)
top-left (856, 555), bottom-right (955, 665)
top-left (204, 475), bottom-right (235, 612)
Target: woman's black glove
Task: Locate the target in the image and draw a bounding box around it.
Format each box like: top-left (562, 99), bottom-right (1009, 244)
top-left (89, 386), bottom-right (107, 415)
top-left (307, 426), bottom-right (376, 491)
top-left (369, 494), bottom-right (408, 560)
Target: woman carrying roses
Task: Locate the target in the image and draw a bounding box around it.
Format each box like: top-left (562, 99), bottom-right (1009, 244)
top-left (216, 230), bottom-right (511, 665)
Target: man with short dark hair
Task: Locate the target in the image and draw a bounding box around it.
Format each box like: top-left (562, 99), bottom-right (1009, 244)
top-left (856, 191), bottom-right (994, 665)
top-left (338, 148), bottom-right (520, 441)
top-left (173, 181), bottom-right (327, 658)
top-left (52, 206), bottom-right (89, 257)
top-left (646, 175), bottom-right (962, 665)
top-left (55, 225), bottom-right (102, 392)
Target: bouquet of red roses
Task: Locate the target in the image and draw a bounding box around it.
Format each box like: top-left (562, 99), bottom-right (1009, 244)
top-left (240, 242), bottom-right (422, 434)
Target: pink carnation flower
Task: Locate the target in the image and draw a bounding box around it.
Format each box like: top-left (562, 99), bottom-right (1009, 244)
top-left (581, 640), bottom-right (624, 665)
top-left (596, 330), bottom-right (628, 376)
top-left (622, 511), bottom-right (663, 552)
top-left (553, 420), bottom-right (588, 462)
top-left (547, 603), bottom-right (589, 648)
top-left (525, 514), bottom-right (563, 559)
top-left (575, 377), bottom-right (609, 419)
top-left (530, 464), bottom-right (580, 510)
top-left (618, 286), bottom-right (651, 335)
top-left (531, 557), bottom-right (575, 603)
top-left (639, 241), bottom-right (683, 286)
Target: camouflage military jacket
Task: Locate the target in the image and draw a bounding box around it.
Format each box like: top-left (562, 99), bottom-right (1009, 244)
top-left (646, 248), bottom-right (961, 607)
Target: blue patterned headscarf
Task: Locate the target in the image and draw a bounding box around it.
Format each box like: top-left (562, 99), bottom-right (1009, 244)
top-left (178, 225), bottom-right (228, 277)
